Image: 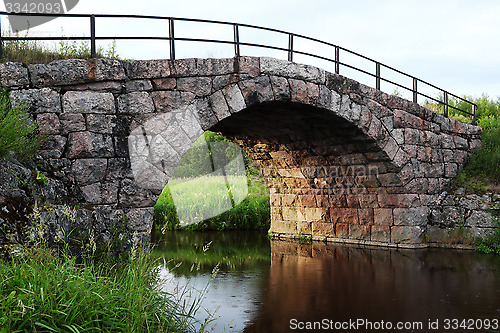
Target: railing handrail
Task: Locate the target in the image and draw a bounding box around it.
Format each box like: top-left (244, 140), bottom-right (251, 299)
top-left (0, 11), bottom-right (477, 124)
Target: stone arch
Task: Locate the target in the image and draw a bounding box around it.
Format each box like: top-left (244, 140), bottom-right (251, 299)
top-left (3, 56), bottom-right (481, 246)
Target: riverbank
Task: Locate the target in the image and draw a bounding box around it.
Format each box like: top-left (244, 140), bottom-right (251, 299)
top-left (0, 245), bottom-right (210, 332)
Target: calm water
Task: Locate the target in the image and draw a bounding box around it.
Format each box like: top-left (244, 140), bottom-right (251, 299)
top-left (153, 231), bottom-right (500, 332)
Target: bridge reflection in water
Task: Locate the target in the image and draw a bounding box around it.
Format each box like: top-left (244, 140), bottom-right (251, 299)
top-left (157, 232), bottom-right (500, 333)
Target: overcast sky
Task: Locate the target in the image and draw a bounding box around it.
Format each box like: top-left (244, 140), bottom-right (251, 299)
top-left (2, 0), bottom-right (499, 101)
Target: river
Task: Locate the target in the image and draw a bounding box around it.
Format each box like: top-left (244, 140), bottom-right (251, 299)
top-left (153, 231), bottom-right (500, 332)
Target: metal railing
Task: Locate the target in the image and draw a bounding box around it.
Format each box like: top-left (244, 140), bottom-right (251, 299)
top-left (0, 11), bottom-right (477, 124)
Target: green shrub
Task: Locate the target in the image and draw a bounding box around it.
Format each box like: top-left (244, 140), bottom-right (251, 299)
top-left (454, 116), bottom-right (500, 191)
top-left (426, 94), bottom-right (500, 191)
top-left (0, 87), bottom-right (47, 159)
top-left (476, 220), bottom-right (500, 255)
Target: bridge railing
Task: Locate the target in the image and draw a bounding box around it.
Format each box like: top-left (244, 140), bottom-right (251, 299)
top-left (0, 12), bottom-right (477, 124)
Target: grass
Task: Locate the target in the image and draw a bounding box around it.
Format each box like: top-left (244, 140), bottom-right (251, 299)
top-left (154, 131), bottom-right (270, 232)
top-left (0, 245), bottom-right (209, 332)
top-left (154, 175), bottom-right (270, 232)
top-left (452, 115), bottom-right (500, 193)
top-left (0, 86), bottom-right (47, 160)
top-left (1, 28), bottom-right (120, 63)
top-left (475, 220), bottom-right (500, 255)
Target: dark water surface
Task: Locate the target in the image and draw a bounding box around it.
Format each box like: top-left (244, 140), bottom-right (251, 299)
top-left (153, 231), bottom-right (500, 332)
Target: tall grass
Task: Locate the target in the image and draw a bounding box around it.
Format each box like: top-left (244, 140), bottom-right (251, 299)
top-left (0, 86), bottom-right (47, 159)
top-left (1, 29), bottom-right (119, 63)
top-left (0, 245), bottom-right (208, 332)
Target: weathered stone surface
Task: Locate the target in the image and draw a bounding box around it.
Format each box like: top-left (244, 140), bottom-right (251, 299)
top-left (29, 59), bottom-right (125, 87)
top-left (466, 210), bottom-right (496, 228)
top-left (151, 78), bottom-right (176, 90)
top-left (63, 91), bottom-right (115, 114)
top-left (125, 207), bottom-right (154, 232)
top-left (391, 226), bottom-right (424, 244)
top-left (236, 57), bottom-right (260, 77)
top-left (318, 85), bottom-right (341, 111)
top-left (93, 59), bottom-right (127, 81)
top-left (72, 158), bottom-right (107, 186)
top-left (151, 91), bottom-right (195, 113)
top-left (86, 114), bottom-right (116, 134)
top-left (209, 90), bottom-right (230, 121)
top-left (40, 135), bottom-right (67, 158)
top-left (125, 59), bottom-right (171, 79)
top-left (349, 224), bottom-right (371, 240)
top-left (261, 57), bottom-right (326, 84)
top-left (10, 88), bottom-right (61, 113)
top-left (66, 132), bottom-right (114, 158)
top-left (393, 207), bottom-right (429, 227)
top-left (238, 76), bottom-right (273, 106)
top-left (119, 179), bottom-right (157, 208)
top-left (59, 113), bottom-right (86, 134)
top-left (29, 59), bottom-right (89, 87)
top-left (371, 225), bottom-right (391, 243)
top-left (65, 81), bottom-right (123, 93)
top-left (195, 98), bottom-right (218, 130)
top-left (125, 79), bottom-right (153, 92)
top-left (117, 91), bottom-right (155, 115)
top-left (222, 84), bottom-right (246, 113)
top-left (289, 79), bottom-right (319, 105)
top-left (374, 208), bottom-right (393, 225)
top-left (81, 181), bottom-right (119, 204)
top-left (36, 113), bottom-right (61, 135)
top-left (177, 77), bottom-right (212, 97)
top-left (0, 62), bottom-right (29, 86)
top-left (196, 58), bottom-right (235, 76)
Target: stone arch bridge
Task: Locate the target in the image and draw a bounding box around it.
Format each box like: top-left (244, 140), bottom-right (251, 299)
top-left (2, 56), bottom-right (481, 246)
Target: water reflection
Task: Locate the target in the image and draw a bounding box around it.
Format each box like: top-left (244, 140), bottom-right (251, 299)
top-left (155, 232), bottom-right (500, 333)
top-left (154, 231), bottom-right (270, 332)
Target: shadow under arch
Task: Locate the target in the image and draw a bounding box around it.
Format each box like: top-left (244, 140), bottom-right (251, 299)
top-left (209, 100), bottom-right (400, 242)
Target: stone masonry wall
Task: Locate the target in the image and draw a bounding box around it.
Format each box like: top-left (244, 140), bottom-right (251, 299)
top-left (428, 189), bottom-right (500, 245)
top-left (0, 56), bottom-right (484, 247)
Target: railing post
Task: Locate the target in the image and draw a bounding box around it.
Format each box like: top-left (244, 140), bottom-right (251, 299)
top-left (335, 46), bottom-right (340, 74)
top-left (443, 91), bottom-right (449, 118)
top-left (375, 62), bottom-right (381, 90)
top-left (90, 15), bottom-right (96, 58)
top-left (169, 18), bottom-right (175, 60)
top-left (472, 104), bottom-right (476, 125)
top-left (233, 23), bottom-right (240, 58)
top-left (288, 33), bottom-right (293, 62)
top-left (412, 78), bottom-right (418, 103)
